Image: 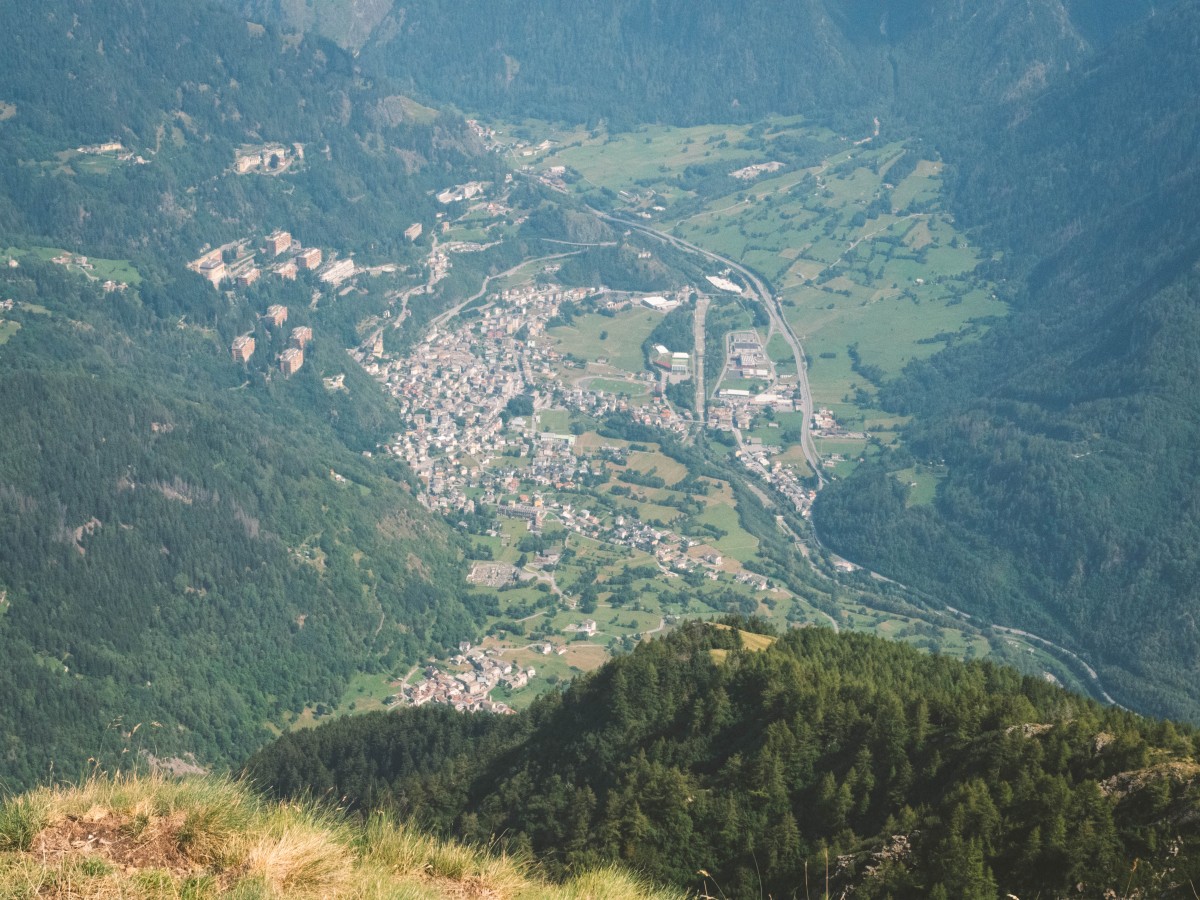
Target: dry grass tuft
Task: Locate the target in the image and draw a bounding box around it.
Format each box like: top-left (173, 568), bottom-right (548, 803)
top-left (0, 774), bottom-right (689, 899)
top-left (244, 824), bottom-right (351, 896)
top-left (558, 865), bottom-right (685, 900)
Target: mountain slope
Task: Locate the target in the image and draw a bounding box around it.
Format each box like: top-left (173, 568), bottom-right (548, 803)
top-left (816, 1), bottom-right (1200, 721)
top-left (0, 253), bottom-right (479, 790)
top-left (225, 0), bottom-right (1154, 130)
top-left (247, 621), bottom-right (1200, 899)
top-left (0, 0), bottom-right (494, 262)
top-left (0, 0), bottom-right (505, 789)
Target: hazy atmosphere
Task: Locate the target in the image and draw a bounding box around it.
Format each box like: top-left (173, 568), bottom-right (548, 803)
top-left (1, 2), bottom-right (1199, 897)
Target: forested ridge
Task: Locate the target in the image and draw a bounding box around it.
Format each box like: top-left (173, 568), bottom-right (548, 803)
top-left (227, 0), bottom-right (1155, 131)
top-left (248, 621), bottom-right (1200, 899)
top-left (0, 252), bottom-right (484, 790)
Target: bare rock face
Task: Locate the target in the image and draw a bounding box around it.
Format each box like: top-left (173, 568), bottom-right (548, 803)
top-left (239, 0), bottom-right (395, 50)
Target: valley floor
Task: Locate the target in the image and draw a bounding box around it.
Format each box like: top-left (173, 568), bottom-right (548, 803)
top-left (307, 123), bottom-right (1121, 724)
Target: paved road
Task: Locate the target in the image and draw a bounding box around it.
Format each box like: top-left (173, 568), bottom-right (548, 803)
top-left (990, 623), bottom-right (1123, 708)
top-left (540, 239), bottom-right (618, 248)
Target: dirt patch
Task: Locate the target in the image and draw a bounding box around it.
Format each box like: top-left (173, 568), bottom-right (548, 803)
top-left (154, 481), bottom-right (194, 504)
top-left (31, 811), bottom-right (197, 877)
top-left (378, 510), bottom-right (423, 540)
top-left (426, 874), bottom-right (505, 898)
top-left (407, 552), bottom-right (430, 579)
top-left (71, 517), bottom-right (103, 554)
top-left (1004, 722), bottom-right (1054, 738)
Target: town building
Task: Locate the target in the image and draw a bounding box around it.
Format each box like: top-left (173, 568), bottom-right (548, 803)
top-left (276, 260), bottom-right (298, 281)
top-left (199, 258), bottom-right (226, 287)
top-left (642, 295), bottom-right (679, 311)
top-left (319, 258), bottom-right (355, 284)
top-left (231, 335), bottom-right (255, 364)
top-left (290, 326), bottom-right (313, 349)
top-left (279, 347), bottom-right (304, 376)
top-left (266, 230), bottom-right (292, 257)
top-left (264, 304), bottom-right (288, 328)
top-left (297, 247), bottom-right (323, 270)
top-left (405, 223), bottom-right (423, 242)
top-left (499, 503), bottom-right (545, 530)
top-left (79, 142), bottom-right (123, 155)
top-left (236, 268), bottom-right (260, 288)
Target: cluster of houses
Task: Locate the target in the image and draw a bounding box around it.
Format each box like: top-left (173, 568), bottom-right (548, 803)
top-left (48, 253), bottom-right (130, 293)
top-left (562, 387), bottom-right (689, 437)
top-left (357, 270), bottom-right (748, 577)
top-left (73, 141), bottom-right (149, 166)
top-left (392, 643), bottom-right (527, 713)
top-left (709, 388), bottom-right (797, 431)
top-left (811, 407), bottom-right (864, 439)
top-left (730, 161), bottom-right (785, 181)
top-left (735, 443), bottom-right (817, 519)
top-left (362, 282), bottom-right (603, 504)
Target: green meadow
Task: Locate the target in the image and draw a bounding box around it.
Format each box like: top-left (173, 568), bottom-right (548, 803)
top-left (0, 320), bottom-right (19, 346)
top-left (3, 245), bottom-right (142, 284)
top-left (546, 306), bottom-right (661, 372)
top-left (517, 118), bottom-right (1007, 483)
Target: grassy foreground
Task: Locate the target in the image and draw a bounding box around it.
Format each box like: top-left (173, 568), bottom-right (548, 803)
top-left (0, 774), bottom-right (686, 899)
